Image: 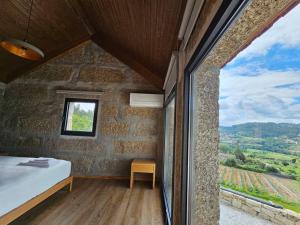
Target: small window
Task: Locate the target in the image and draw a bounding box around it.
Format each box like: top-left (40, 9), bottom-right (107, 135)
top-left (61, 98), bottom-right (98, 137)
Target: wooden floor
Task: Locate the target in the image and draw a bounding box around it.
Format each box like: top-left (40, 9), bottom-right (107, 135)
top-left (11, 179), bottom-right (164, 225)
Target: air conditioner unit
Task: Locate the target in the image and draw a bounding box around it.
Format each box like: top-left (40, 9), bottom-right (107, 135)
top-left (129, 93), bottom-right (164, 108)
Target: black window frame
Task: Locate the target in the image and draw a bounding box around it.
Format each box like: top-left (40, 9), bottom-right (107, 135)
top-left (61, 98), bottom-right (99, 137)
top-left (181, 1), bottom-right (250, 225)
top-left (162, 88), bottom-right (176, 225)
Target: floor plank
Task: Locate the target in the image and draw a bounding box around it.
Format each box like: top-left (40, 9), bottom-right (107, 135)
top-left (10, 179), bottom-right (164, 225)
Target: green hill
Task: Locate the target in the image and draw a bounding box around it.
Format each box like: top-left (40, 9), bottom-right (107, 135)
top-left (220, 122), bottom-right (300, 154)
top-left (220, 122), bottom-right (300, 138)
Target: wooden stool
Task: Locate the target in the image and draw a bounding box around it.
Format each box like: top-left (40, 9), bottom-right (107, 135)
top-left (130, 159), bottom-right (156, 189)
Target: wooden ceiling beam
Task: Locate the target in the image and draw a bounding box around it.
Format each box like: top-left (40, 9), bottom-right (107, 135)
top-left (91, 33), bottom-right (164, 90)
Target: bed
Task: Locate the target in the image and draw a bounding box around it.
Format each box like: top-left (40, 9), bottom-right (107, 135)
top-left (0, 156), bottom-right (73, 225)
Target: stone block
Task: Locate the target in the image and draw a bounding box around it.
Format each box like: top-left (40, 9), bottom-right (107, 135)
top-left (88, 158), bottom-right (130, 176)
top-left (101, 122), bottom-right (129, 136)
top-left (245, 198), bottom-right (262, 212)
top-left (51, 41), bottom-right (94, 64)
top-left (79, 66), bottom-right (124, 83)
top-left (130, 122), bottom-right (159, 136)
top-left (261, 206), bottom-right (278, 218)
top-left (286, 209), bottom-right (300, 222)
top-left (220, 190), bottom-right (234, 202)
top-left (5, 84), bottom-right (48, 99)
top-left (123, 106), bottom-right (160, 119)
top-left (273, 214), bottom-right (294, 225)
top-left (71, 157), bottom-right (94, 175)
top-left (241, 204), bottom-right (257, 216)
top-left (17, 137), bottom-right (42, 148)
top-left (118, 92), bottom-right (129, 104)
top-left (95, 51), bottom-right (124, 67)
top-left (57, 139), bottom-right (102, 153)
top-left (114, 140), bottom-right (157, 154)
top-left (259, 212), bottom-right (272, 222)
top-left (26, 64), bottom-right (72, 81)
top-left (232, 198), bottom-right (242, 209)
top-left (101, 105), bottom-right (118, 117)
top-left (262, 204), bottom-right (281, 215)
top-left (18, 118), bottom-right (56, 134)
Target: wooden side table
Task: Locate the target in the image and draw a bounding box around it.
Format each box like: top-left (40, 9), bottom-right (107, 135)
top-left (130, 159), bottom-right (156, 189)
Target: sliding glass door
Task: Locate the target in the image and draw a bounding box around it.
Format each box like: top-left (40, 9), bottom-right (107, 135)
top-left (163, 96), bottom-right (176, 223)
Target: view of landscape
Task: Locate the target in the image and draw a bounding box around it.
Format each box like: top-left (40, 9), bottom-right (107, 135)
top-left (219, 5), bottom-right (300, 212)
top-left (67, 102), bottom-right (95, 132)
top-left (220, 123), bottom-right (300, 212)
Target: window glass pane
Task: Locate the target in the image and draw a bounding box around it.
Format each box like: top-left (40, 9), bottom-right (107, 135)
top-left (219, 5), bottom-right (300, 219)
top-left (188, 73), bottom-right (197, 225)
top-left (66, 102), bottom-right (96, 132)
top-left (163, 97), bottom-right (175, 218)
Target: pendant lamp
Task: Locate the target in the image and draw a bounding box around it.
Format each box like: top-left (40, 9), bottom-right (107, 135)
top-left (0, 0), bottom-right (44, 60)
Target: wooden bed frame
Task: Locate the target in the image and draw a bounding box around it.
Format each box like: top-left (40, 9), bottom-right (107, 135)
top-left (0, 176), bottom-right (73, 225)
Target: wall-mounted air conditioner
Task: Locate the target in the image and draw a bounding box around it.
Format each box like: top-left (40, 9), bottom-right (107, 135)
top-left (129, 93), bottom-right (164, 108)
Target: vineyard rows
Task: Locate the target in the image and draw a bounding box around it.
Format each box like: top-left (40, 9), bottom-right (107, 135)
top-left (219, 165), bottom-right (300, 201)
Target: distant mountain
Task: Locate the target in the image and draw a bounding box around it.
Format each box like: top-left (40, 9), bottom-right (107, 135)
top-left (220, 122), bottom-right (300, 138)
top-left (220, 123), bottom-right (300, 154)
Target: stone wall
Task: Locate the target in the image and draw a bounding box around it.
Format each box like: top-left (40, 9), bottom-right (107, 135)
top-left (220, 189), bottom-right (300, 225)
top-left (0, 41), bottom-right (163, 177)
top-left (189, 65), bottom-right (220, 225)
top-left (0, 83), bottom-right (5, 114)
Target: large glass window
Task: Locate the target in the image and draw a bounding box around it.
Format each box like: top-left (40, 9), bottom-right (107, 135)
top-left (219, 5), bottom-right (300, 214)
top-left (163, 96), bottom-right (176, 221)
top-left (182, 2), bottom-right (251, 224)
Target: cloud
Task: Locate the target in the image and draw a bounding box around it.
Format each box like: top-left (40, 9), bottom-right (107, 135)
top-left (220, 4), bottom-right (300, 126)
top-left (275, 82), bottom-right (300, 90)
top-left (220, 69), bottom-right (300, 126)
top-left (232, 4), bottom-right (300, 61)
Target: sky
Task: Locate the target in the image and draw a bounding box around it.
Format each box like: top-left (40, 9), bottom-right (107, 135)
top-left (220, 4), bottom-right (300, 127)
top-left (74, 102), bottom-right (95, 112)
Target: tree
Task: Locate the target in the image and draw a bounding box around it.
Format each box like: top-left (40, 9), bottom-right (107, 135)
top-left (282, 161), bottom-right (289, 166)
top-left (234, 149), bottom-right (246, 163)
top-left (224, 158), bottom-right (237, 167)
top-left (219, 143), bottom-right (232, 153)
top-left (72, 105), bottom-right (94, 131)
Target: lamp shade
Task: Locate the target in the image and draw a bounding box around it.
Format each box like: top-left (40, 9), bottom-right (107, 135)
top-left (0, 38), bottom-right (44, 61)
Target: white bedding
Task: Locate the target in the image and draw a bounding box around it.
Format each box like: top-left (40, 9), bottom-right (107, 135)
top-left (0, 156), bottom-right (71, 217)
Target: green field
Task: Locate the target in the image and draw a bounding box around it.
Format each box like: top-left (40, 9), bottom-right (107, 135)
top-left (219, 123), bottom-right (300, 212)
top-left (219, 165), bottom-right (300, 212)
top-left (219, 148), bottom-right (300, 212)
top-left (221, 149), bottom-right (300, 180)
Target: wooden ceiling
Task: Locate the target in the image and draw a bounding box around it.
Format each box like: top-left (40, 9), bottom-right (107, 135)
top-left (0, 0), bottom-right (187, 88)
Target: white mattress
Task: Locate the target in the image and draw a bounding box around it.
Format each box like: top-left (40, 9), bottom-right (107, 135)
top-left (0, 156), bottom-right (71, 217)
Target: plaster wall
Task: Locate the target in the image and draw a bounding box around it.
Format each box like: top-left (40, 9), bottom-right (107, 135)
top-left (0, 41), bottom-right (163, 177)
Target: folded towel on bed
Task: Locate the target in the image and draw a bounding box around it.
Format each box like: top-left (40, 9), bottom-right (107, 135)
top-left (17, 159), bottom-right (49, 168)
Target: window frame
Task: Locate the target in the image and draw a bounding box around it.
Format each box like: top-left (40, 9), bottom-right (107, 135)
top-left (162, 88), bottom-right (176, 225)
top-left (61, 98), bottom-right (99, 137)
top-left (181, 1), bottom-right (250, 224)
